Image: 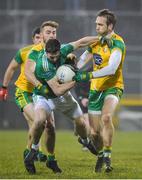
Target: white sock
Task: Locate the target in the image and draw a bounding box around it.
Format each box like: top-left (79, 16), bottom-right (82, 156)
top-left (81, 137), bottom-right (89, 144)
top-left (31, 143), bottom-right (39, 151)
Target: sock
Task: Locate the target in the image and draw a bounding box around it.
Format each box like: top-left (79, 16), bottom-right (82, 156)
top-left (47, 153), bottom-right (55, 161)
top-left (81, 137), bottom-right (89, 144)
top-left (98, 150), bottom-right (103, 157)
top-left (31, 143), bottom-right (39, 151)
top-left (103, 146), bottom-right (112, 158)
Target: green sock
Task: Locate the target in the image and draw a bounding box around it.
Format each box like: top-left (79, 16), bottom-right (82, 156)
top-left (47, 154), bottom-right (55, 161)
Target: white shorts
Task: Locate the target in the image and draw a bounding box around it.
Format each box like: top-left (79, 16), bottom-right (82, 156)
top-left (33, 91), bottom-right (83, 120)
top-left (52, 91), bottom-right (83, 119)
top-left (33, 94), bottom-right (55, 114)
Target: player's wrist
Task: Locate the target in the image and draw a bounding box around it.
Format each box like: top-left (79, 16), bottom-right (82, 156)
top-left (36, 82), bottom-right (42, 88)
top-left (2, 85), bottom-right (7, 89)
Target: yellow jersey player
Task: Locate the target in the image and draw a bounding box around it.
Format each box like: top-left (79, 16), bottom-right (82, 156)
top-left (0, 27), bottom-right (47, 162)
top-left (74, 9), bottom-right (126, 173)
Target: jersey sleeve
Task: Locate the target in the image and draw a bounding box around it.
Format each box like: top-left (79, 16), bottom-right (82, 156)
top-left (28, 50), bottom-right (39, 62)
top-left (14, 50), bottom-right (23, 64)
top-left (60, 44), bottom-right (74, 57)
top-left (111, 39), bottom-right (125, 53)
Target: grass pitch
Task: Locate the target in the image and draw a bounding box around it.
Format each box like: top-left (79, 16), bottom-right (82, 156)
top-left (0, 130), bottom-right (142, 179)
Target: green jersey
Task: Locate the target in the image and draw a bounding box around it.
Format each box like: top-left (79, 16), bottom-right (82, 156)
top-left (34, 44), bottom-right (74, 99)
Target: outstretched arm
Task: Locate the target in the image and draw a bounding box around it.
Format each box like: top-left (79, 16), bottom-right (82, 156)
top-left (77, 50), bottom-right (93, 69)
top-left (0, 59), bottom-right (19, 100)
top-left (92, 49), bottom-right (122, 78)
top-left (70, 36), bottom-right (99, 50)
top-left (2, 59), bottom-right (19, 87)
top-left (74, 49), bottom-right (122, 82)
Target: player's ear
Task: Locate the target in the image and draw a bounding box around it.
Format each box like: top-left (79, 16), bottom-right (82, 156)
top-left (108, 23), bottom-right (113, 31)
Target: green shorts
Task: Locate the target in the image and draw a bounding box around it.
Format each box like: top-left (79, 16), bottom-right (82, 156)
top-left (15, 87), bottom-right (33, 112)
top-left (88, 87), bottom-right (123, 113)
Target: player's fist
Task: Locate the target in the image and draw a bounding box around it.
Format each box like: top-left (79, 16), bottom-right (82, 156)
top-left (73, 71), bottom-right (93, 82)
top-left (99, 36), bottom-right (113, 48)
top-left (0, 86), bottom-right (8, 100)
top-left (34, 83), bottom-right (49, 97)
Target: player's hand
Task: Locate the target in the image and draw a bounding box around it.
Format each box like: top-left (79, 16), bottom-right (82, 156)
top-left (0, 86), bottom-right (8, 100)
top-left (99, 36), bottom-right (113, 48)
top-left (34, 83), bottom-right (49, 96)
top-left (66, 53), bottom-right (77, 68)
top-left (73, 71), bottom-right (93, 82)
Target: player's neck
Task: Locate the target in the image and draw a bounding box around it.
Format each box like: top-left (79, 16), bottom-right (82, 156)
top-left (106, 31), bottom-right (114, 38)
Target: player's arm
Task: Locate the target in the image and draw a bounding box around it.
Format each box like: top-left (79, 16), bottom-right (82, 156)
top-left (47, 77), bottom-right (75, 96)
top-left (70, 36), bottom-right (99, 50)
top-left (91, 49), bottom-right (122, 77)
top-left (25, 59), bottom-right (41, 87)
top-left (74, 49), bottom-right (122, 82)
top-left (34, 61), bottom-right (75, 97)
top-left (3, 59), bottom-right (19, 87)
top-left (77, 50), bottom-right (93, 69)
top-left (25, 48), bottom-right (42, 87)
top-left (0, 59), bottom-right (19, 100)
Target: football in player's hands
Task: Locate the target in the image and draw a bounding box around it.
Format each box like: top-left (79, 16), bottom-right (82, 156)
top-left (56, 65), bottom-right (76, 83)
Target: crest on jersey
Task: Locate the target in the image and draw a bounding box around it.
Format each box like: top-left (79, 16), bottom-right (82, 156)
top-left (93, 53), bottom-right (103, 65)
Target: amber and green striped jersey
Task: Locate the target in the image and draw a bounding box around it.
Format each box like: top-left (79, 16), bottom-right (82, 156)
top-left (14, 44), bottom-right (36, 92)
top-left (88, 33), bottom-right (126, 91)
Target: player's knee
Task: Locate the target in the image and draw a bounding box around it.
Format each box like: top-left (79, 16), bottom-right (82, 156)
top-left (102, 113), bottom-right (112, 125)
top-left (90, 128), bottom-right (98, 137)
top-left (75, 116), bottom-right (86, 128)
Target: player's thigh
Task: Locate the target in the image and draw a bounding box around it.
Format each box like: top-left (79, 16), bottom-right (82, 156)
top-left (102, 96), bottom-right (119, 116)
top-left (33, 95), bottom-right (53, 123)
top-left (23, 103), bottom-right (35, 121)
top-left (102, 87), bottom-right (123, 115)
top-left (23, 107), bottom-right (34, 128)
top-left (54, 92), bottom-right (83, 119)
top-left (88, 90), bottom-right (104, 115)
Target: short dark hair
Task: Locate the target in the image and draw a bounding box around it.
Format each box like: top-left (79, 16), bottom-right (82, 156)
top-left (97, 9), bottom-right (116, 29)
top-left (32, 27), bottom-right (40, 38)
top-left (45, 39), bottom-right (61, 53)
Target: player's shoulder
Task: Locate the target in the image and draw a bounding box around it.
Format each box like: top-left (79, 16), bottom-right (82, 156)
top-left (112, 33), bottom-right (125, 43)
top-left (20, 44), bottom-right (34, 51)
top-left (111, 33), bottom-right (126, 51)
top-left (31, 43), bottom-right (44, 52)
top-left (19, 44), bottom-right (34, 54)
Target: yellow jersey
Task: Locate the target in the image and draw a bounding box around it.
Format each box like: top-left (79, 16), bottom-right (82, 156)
top-left (28, 43), bottom-right (44, 62)
top-left (15, 45), bottom-right (34, 93)
top-left (88, 33), bottom-right (126, 91)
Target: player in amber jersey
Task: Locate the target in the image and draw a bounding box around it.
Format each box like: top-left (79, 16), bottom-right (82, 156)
top-left (0, 27), bottom-right (48, 162)
top-left (75, 9), bottom-right (126, 173)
